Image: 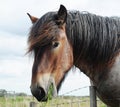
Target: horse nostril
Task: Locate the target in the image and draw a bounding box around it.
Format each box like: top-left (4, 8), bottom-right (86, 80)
top-left (31, 86), bottom-right (47, 102)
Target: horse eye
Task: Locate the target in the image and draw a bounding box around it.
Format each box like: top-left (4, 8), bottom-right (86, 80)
top-left (52, 42), bottom-right (59, 48)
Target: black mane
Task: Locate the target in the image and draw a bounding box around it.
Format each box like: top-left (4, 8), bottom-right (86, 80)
top-left (28, 10), bottom-right (120, 66)
top-left (66, 11), bottom-right (120, 65)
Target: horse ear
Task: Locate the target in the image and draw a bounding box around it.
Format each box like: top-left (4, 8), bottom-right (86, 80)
top-left (27, 13), bottom-right (38, 24)
top-left (56, 5), bottom-right (67, 25)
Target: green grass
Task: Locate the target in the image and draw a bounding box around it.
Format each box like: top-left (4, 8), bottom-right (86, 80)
top-left (34, 96), bottom-right (106, 107)
top-left (0, 96), bottom-right (106, 107)
top-left (0, 96), bottom-right (31, 107)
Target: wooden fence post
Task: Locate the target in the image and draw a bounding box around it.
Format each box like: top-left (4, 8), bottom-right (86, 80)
top-left (89, 86), bottom-right (97, 107)
top-left (30, 102), bottom-right (36, 107)
top-left (78, 101), bottom-right (80, 107)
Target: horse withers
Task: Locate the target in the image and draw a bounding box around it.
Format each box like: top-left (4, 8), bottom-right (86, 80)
top-left (27, 5), bottom-right (120, 107)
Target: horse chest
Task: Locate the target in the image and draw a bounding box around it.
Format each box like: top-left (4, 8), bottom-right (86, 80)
top-left (95, 55), bottom-right (120, 107)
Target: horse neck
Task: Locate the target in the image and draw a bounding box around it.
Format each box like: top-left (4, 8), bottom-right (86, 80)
top-left (66, 11), bottom-right (120, 81)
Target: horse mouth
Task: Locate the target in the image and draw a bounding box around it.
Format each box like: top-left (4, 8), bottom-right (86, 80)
top-left (31, 77), bottom-right (57, 102)
top-left (38, 83), bottom-right (57, 102)
top-left (36, 87), bottom-right (47, 101)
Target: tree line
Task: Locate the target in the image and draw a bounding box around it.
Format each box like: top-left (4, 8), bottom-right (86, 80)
top-left (0, 89), bottom-right (27, 97)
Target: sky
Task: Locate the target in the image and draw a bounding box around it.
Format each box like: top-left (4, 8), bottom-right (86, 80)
top-left (0, 0), bottom-right (120, 96)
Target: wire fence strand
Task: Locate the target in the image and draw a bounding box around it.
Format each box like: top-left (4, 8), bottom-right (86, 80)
top-left (0, 87), bottom-right (120, 107)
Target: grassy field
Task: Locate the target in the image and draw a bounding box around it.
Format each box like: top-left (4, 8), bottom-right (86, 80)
top-left (0, 96), bottom-right (106, 107)
top-left (0, 96), bottom-right (31, 107)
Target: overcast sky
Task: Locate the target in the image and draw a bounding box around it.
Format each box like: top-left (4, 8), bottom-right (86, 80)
top-left (0, 0), bottom-right (120, 96)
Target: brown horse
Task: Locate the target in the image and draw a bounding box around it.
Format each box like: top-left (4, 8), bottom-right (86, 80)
top-left (27, 5), bottom-right (120, 107)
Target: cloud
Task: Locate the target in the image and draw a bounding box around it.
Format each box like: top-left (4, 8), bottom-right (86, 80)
top-left (0, 46), bottom-right (33, 94)
top-left (0, 54), bottom-right (32, 94)
top-left (1, 0), bottom-right (120, 36)
top-left (0, 30), bottom-right (27, 57)
top-left (74, 0), bottom-right (120, 16)
top-left (59, 68), bottom-right (90, 96)
top-left (0, 57), bottom-right (30, 76)
top-left (0, 29), bottom-right (32, 94)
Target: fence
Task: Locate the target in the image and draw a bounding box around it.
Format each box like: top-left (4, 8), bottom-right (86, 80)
top-left (29, 86), bottom-right (120, 107)
top-left (1, 86), bottom-right (118, 107)
top-left (29, 86), bottom-right (106, 107)
top-left (0, 86), bottom-right (105, 107)
top-left (0, 91), bottom-right (30, 107)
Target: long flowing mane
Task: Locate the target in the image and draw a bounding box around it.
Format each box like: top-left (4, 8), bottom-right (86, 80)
top-left (28, 11), bottom-right (120, 67)
top-left (66, 11), bottom-right (120, 66)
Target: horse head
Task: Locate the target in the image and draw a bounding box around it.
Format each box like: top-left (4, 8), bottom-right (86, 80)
top-left (27, 5), bottom-right (73, 101)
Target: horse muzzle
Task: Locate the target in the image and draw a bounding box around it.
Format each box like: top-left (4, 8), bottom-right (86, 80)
top-left (30, 75), bottom-right (57, 101)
